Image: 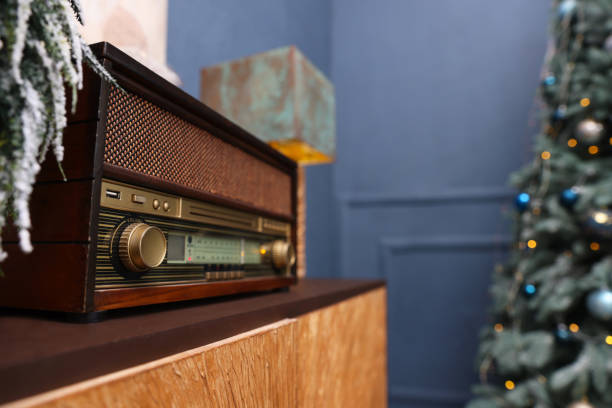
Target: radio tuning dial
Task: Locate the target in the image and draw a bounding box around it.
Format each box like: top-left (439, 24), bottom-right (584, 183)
top-left (264, 240), bottom-right (296, 270)
top-left (119, 223), bottom-right (167, 273)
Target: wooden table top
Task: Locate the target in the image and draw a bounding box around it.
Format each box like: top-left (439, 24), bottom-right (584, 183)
top-left (0, 278), bottom-right (384, 403)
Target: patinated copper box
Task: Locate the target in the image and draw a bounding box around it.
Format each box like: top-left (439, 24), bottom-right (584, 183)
top-left (200, 46), bottom-right (336, 164)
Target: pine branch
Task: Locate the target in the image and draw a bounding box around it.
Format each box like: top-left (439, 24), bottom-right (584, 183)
top-left (68, 0), bottom-right (83, 25)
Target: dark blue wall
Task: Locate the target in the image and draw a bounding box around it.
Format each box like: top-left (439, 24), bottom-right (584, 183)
top-left (330, 1), bottom-right (550, 407)
top-left (167, 0), bottom-right (335, 278)
top-left (168, 1), bottom-right (550, 406)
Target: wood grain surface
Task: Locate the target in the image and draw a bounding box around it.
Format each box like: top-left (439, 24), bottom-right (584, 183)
top-left (7, 287), bottom-right (386, 407)
top-left (2, 180), bottom-right (94, 243)
top-left (296, 165), bottom-right (306, 278)
top-left (36, 121), bottom-right (99, 182)
top-left (0, 243), bottom-right (89, 312)
top-left (10, 320), bottom-right (297, 408)
top-left (94, 276), bottom-right (297, 311)
top-left (296, 287), bottom-right (387, 407)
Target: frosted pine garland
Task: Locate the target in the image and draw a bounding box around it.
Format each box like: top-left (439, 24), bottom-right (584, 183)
top-left (32, 40), bottom-right (66, 163)
top-left (0, 0), bottom-right (116, 262)
top-left (14, 80), bottom-right (44, 253)
top-left (10, 0), bottom-right (32, 85)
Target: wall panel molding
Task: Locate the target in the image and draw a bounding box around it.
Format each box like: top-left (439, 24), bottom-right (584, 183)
top-left (379, 234), bottom-right (509, 407)
top-left (389, 385), bottom-right (470, 406)
top-left (339, 186), bottom-right (514, 208)
top-left (378, 234), bottom-right (511, 280)
top-left (381, 235), bottom-right (512, 254)
top-left (336, 186), bottom-right (513, 276)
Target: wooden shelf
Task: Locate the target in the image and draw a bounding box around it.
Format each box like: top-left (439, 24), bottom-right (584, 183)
top-left (0, 279), bottom-right (384, 404)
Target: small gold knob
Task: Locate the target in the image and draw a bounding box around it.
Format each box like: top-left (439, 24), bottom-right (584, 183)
top-left (263, 240), bottom-right (295, 270)
top-left (119, 223), bottom-right (167, 273)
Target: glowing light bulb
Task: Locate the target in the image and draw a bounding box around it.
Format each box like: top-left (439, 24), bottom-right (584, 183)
top-left (527, 240), bottom-right (537, 249)
top-left (590, 242), bottom-right (600, 251)
top-left (494, 323), bottom-right (504, 333)
top-left (580, 98), bottom-right (591, 107)
top-left (260, 248), bottom-right (267, 255)
top-left (541, 151), bottom-right (551, 160)
top-left (589, 145), bottom-right (599, 155)
top-left (569, 323), bottom-right (579, 333)
top-left (594, 211), bottom-right (609, 224)
top-left (606, 336), bottom-right (612, 345)
top-left (505, 380), bottom-right (515, 390)
top-left (568, 138), bottom-right (578, 148)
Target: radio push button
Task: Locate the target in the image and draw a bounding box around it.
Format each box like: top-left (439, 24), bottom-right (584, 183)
top-left (119, 223), bottom-right (167, 273)
top-left (131, 194), bottom-right (146, 204)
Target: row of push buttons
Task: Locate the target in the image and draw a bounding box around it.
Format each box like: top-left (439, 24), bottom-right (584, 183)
top-left (204, 264), bottom-right (246, 281)
top-left (204, 264), bottom-right (246, 272)
top-left (205, 270), bottom-right (245, 281)
top-left (131, 194), bottom-right (171, 212)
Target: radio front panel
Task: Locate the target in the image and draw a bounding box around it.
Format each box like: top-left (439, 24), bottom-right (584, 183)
top-left (96, 179), bottom-right (295, 289)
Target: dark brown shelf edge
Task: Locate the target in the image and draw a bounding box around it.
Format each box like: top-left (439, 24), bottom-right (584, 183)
top-left (0, 279), bottom-right (385, 404)
top-left (94, 276), bottom-right (298, 310)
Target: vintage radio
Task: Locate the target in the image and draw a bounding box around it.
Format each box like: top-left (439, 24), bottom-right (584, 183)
top-left (0, 43), bottom-right (298, 313)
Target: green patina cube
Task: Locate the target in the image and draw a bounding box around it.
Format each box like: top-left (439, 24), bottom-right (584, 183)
top-left (200, 46), bottom-right (335, 164)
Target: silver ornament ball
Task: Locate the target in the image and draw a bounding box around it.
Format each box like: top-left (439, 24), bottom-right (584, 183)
top-left (558, 0), bottom-right (577, 18)
top-left (606, 35), bottom-right (612, 52)
top-left (576, 119), bottom-right (604, 143)
top-left (586, 209), bottom-right (612, 238)
top-left (587, 289), bottom-right (612, 321)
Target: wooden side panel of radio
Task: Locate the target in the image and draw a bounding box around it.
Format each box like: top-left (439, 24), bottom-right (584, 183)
top-left (0, 67), bottom-right (105, 313)
top-left (0, 43), bottom-right (298, 313)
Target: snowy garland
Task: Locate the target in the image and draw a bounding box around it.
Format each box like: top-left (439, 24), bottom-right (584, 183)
top-left (0, 0), bottom-right (115, 262)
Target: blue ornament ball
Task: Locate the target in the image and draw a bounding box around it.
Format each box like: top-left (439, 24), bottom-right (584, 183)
top-left (555, 327), bottom-right (571, 341)
top-left (544, 75), bottom-right (556, 86)
top-left (560, 188), bottom-right (579, 208)
top-left (553, 105), bottom-right (567, 120)
top-left (587, 289), bottom-right (612, 321)
top-left (523, 284), bottom-right (537, 297)
top-left (558, 0), bottom-right (577, 18)
top-left (515, 193), bottom-right (531, 212)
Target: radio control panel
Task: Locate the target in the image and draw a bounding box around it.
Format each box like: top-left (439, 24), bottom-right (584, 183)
top-left (96, 179), bottom-right (294, 289)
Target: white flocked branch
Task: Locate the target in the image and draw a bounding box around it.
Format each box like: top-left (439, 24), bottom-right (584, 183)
top-left (0, 0), bottom-right (116, 263)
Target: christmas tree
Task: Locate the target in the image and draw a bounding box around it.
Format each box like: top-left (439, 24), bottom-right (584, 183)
top-left (468, 1), bottom-right (612, 407)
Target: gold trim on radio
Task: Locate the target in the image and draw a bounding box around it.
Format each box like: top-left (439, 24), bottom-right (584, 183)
top-left (100, 179), bottom-right (289, 237)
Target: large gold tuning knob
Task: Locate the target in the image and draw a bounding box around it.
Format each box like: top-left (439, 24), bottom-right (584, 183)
top-left (119, 223), bottom-right (167, 273)
top-left (262, 240), bottom-right (295, 270)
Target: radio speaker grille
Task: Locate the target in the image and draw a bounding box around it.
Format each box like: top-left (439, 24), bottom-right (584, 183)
top-left (103, 87), bottom-right (292, 216)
